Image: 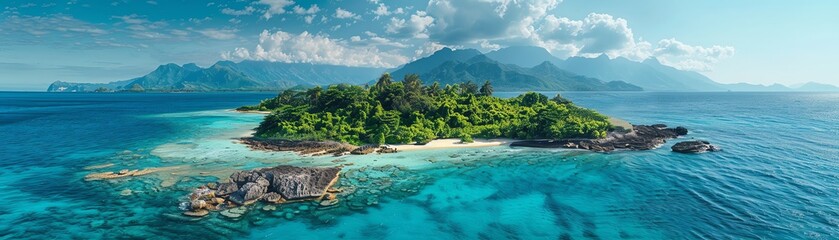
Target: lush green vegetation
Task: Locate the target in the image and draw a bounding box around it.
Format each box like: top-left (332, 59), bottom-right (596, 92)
top-left (241, 73), bottom-right (612, 145)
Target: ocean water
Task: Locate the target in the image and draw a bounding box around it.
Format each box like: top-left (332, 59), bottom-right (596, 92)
top-left (0, 92), bottom-right (836, 239)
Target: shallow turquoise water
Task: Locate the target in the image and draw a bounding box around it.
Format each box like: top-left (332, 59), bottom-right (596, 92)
top-left (0, 92), bottom-right (837, 239)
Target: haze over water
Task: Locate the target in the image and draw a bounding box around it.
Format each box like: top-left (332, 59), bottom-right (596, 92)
top-left (0, 92), bottom-right (836, 239)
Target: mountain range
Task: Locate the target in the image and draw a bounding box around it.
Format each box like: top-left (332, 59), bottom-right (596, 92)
top-left (388, 48), bottom-right (640, 91)
top-left (47, 61), bottom-right (386, 92)
top-left (47, 46), bottom-right (838, 92)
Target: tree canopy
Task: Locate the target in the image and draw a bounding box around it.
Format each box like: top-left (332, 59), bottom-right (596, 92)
top-left (240, 74), bottom-right (612, 145)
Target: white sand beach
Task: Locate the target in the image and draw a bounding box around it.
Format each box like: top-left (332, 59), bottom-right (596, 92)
top-left (387, 138), bottom-right (514, 151)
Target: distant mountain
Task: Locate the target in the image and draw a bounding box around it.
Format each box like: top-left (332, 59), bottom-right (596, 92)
top-left (791, 82), bottom-right (839, 92)
top-left (723, 83), bottom-right (792, 92)
top-left (47, 61), bottom-right (386, 92)
top-left (415, 54), bottom-right (641, 91)
top-left (388, 47), bottom-right (482, 80)
top-left (484, 47), bottom-right (724, 91)
top-left (723, 81), bottom-right (839, 92)
top-left (484, 46), bottom-right (563, 68)
top-left (552, 55), bottom-right (725, 91)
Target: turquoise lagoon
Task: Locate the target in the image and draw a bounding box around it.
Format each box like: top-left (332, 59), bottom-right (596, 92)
top-left (0, 92), bottom-right (836, 239)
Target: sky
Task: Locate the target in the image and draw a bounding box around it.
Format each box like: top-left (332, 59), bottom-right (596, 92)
top-left (1, 0), bottom-right (837, 91)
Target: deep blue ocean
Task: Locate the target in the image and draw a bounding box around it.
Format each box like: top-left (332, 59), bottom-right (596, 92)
top-left (0, 92), bottom-right (836, 239)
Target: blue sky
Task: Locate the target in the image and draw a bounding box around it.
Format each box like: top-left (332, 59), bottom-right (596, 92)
top-left (1, 0), bottom-right (837, 90)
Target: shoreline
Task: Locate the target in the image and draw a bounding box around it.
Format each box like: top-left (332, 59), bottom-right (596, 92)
top-left (387, 138), bottom-right (514, 151)
top-left (234, 110), bottom-right (272, 114)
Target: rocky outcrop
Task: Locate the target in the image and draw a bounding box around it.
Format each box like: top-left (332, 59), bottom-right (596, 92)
top-left (671, 140), bottom-right (719, 153)
top-left (241, 138), bottom-right (356, 155)
top-left (261, 166), bottom-right (342, 200)
top-left (181, 165), bottom-right (342, 217)
top-left (511, 124), bottom-right (689, 152)
top-left (215, 181), bottom-right (239, 196)
top-left (351, 145), bottom-right (379, 155)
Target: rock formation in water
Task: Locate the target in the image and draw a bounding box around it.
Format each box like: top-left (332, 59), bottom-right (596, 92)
top-left (671, 140), bottom-right (720, 153)
top-left (182, 165), bottom-right (341, 217)
top-left (242, 138), bottom-right (398, 156)
top-left (510, 124), bottom-right (689, 152)
top-left (240, 138), bottom-right (356, 155)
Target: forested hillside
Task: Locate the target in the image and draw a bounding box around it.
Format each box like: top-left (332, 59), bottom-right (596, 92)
top-left (241, 73), bottom-right (613, 145)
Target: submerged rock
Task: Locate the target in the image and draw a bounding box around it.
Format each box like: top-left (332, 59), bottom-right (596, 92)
top-left (220, 207), bottom-right (246, 218)
top-left (84, 166), bottom-right (182, 181)
top-left (119, 189), bottom-right (133, 196)
top-left (672, 140), bottom-right (719, 153)
top-left (183, 209), bottom-right (209, 217)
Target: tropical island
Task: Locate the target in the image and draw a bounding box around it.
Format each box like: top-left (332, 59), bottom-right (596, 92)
top-left (239, 73), bottom-right (701, 154)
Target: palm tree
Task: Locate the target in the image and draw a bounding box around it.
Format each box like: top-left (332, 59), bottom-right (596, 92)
top-left (479, 80), bottom-right (493, 96)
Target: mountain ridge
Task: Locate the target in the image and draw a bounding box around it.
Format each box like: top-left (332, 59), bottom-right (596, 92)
top-left (46, 46), bottom-right (838, 92)
top-left (47, 62), bottom-right (387, 92)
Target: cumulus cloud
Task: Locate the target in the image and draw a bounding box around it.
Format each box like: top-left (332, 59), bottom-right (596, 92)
top-left (304, 15), bottom-right (315, 24)
top-left (258, 0), bottom-right (294, 19)
top-left (221, 6), bottom-right (255, 16)
top-left (386, 11), bottom-right (434, 39)
top-left (413, 41), bottom-right (455, 59)
top-left (406, 0), bottom-right (734, 71)
top-left (222, 30), bottom-right (409, 68)
top-left (372, 3), bottom-right (391, 19)
top-left (425, 0), bottom-right (559, 44)
top-left (534, 13), bottom-right (734, 70)
top-left (537, 13), bottom-right (640, 57)
top-left (334, 8), bottom-right (358, 19)
top-left (652, 38), bottom-right (735, 71)
top-left (479, 40), bottom-right (500, 51)
top-left (293, 5), bottom-right (320, 15)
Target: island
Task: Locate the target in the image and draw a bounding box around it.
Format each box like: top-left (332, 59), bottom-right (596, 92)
top-left (237, 73), bottom-right (700, 153)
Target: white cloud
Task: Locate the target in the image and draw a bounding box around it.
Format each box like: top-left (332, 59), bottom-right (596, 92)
top-left (652, 38), bottom-right (735, 71)
top-left (413, 41), bottom-right (453, 59)
top-left (350, 36), bottom-right (362, 42)
top-left (114, 14), bottom-right (171, 39)
top-left (170, 29), bottom-right (189, 37)
top-left (188, 17), bottom-right (212, 24)
top-left (537, 13), bottom-right (639, 57)
top-left (386, 11), bottom-right (434, 39)
top-left (370, 36), bottom-right (409, 48)
top-left (223, 30), bottom-right (409, 68)
top-left (334, 8), bottom-right (358, 19)
top-left (222, 6), bottom-right (255, 16)
top-left (258, 0), bottom-right (294, 19)
top-left (293, 4), bottom-right (320, 15)
top-left (425, 0), bottom-right (559, 44)
top-left (194, 28), bottom-right (238, 40)
top-left (534, 13), bottom-right (734, 71)
top-left (304, 15), bottom-right (315, 24)
top-left (479, 40), bottom-right (500, 51)
top-left (372, 3), bottom-right (390, 19)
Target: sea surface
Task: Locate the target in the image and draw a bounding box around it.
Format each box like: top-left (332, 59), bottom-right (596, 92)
top-left (0, 91), bottom-right (836, 239)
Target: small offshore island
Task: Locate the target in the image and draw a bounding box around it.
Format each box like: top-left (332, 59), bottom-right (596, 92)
top-left (238, 73), bottom-right (712, 154)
